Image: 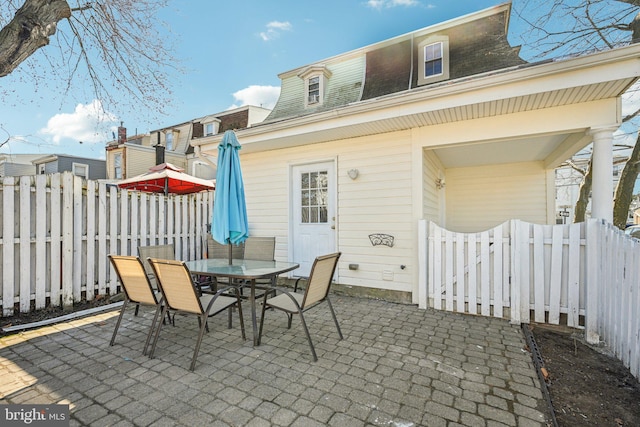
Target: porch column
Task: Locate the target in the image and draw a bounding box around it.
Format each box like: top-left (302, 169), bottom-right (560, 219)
top-left (589, 127), bottom-right (616, 223)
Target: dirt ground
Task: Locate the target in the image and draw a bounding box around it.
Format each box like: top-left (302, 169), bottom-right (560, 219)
top-left (530, 323), bottom-right (640, 427)
top-left (2, 303), bottom-right (640, 427)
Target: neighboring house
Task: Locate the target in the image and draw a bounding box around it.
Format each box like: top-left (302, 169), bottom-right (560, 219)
top-left (0, 154), bottom-right (40, 177)
top-left (105, 105), bottom-right (271, 181)
top-left (191, 3), bottom-right (640, 304)
top-left (554, 150), bottom-right (632, 223)
top-left (31, 154), bottom-right (106, 180)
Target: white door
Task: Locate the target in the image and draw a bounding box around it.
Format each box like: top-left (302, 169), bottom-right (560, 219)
top-left (291, 161), bottom-right (336, 277)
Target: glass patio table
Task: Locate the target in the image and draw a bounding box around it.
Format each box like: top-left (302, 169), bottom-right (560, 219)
top-left (185, 258), bottom-right (300, 346)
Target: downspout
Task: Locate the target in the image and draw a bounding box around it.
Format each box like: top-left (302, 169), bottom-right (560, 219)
top-left (409, 33), bottom-right (414, 90)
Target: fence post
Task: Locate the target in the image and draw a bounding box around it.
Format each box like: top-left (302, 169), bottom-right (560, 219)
top-left (510, 220), bottom-right (522, 324)
top-left (585, 218), bottom-right (601, 344)
top-left (418, 220), bottom-right (427, 309)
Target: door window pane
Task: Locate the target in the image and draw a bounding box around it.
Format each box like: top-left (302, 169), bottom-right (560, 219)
top-left (300, 170), bottom-right (329, 224)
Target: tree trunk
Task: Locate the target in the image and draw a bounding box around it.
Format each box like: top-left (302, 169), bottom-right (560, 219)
top-left (0, 0), bottom-right (71, 77)
top-left (574, 160), bottom-right (593, 223)
top-left (613, 134), bottom-right (640, 228)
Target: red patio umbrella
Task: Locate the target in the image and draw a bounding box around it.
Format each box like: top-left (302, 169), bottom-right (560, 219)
top-left (117, 163), bottom-right (215, 195)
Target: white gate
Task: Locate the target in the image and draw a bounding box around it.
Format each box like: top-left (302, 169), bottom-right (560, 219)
top-left (419, 218), bottom-right (640, 379)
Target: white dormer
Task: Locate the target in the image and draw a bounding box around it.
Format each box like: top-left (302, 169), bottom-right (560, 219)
top-left (298, 65), bottom-right (332, 108)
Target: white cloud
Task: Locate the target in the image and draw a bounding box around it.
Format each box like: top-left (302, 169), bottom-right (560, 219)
top-left (229, 85), bottom-right (281, 110)
top-left (259, 20), bottom-right (292, 41)
top-left (366, 0), bottom-right (422, 9)
top-left (40, 100), bottom-right (118, 144)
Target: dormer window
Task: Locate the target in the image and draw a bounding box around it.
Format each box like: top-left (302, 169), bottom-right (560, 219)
top-left (308, 76), bottom-right (320, 104)
top-left (424, 43), bottom-right (443, 77)
top-left (205, 123), bottom-right (215, 136)
top-left (418, 36), bottom-right (449, 86)
top-left (298, 65), bottom-right (332, 108)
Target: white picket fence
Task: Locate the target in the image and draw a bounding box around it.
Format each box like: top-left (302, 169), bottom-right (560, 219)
top-left (0, 173), bottom-right (213, 316)
top-left (418, 219), bottom-right (640, 379)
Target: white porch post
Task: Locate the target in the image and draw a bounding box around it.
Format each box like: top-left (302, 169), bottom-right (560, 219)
top-left (589, 127), bottom-right (616, 223)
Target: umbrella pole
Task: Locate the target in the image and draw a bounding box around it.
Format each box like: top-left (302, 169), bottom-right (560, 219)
top-left (228, 244), bottom-right (232, 265)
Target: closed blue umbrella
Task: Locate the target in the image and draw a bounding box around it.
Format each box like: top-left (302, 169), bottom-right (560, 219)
top-left (211, 130), bottom-right (249, 264)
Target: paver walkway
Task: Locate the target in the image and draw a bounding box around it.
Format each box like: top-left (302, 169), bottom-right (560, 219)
top-left (0, 295), bottom-right (550, 426)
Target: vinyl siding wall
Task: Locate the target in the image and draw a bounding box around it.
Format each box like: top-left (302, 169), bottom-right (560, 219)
top-left (445, 161), bottom-right (549, 232)
top-left (423, 150), bottom-right (444, 224)
top-left (241, 130), bottom-right (414, 293)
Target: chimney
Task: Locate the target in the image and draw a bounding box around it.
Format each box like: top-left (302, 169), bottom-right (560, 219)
top-left (155, 144), bottom-right (165, 165)
top-left (117, 122), bottom-right (126, 144)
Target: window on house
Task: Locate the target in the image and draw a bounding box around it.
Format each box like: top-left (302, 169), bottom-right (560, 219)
top-left (308, 76), bottom-right (320, 104)
top-left (418, 37), bottom-right (449, 86)
top-left (114, 153), bottom-right (122, 179)
top-left (205, 123), bottom-right (214, 136)
top-left (166, 131), bottom-right (173, 150)
top-left (72, 163), bottom-right (89, 179)
top-left (37, 164), bottom-right (45, 175)
top-left (424, 42), bottom-right (443, 77)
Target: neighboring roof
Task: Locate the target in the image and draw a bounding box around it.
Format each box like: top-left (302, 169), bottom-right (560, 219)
top-left (31, 154), bottom-right (106, 165)
top-left (0, 153), bottom-right (44, 164)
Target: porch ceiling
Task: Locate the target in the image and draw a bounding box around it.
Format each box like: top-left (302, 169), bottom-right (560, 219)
top-left (432, 133), bottom-right (570, 168)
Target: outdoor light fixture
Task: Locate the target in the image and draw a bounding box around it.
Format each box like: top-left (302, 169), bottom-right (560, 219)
top-left (435, 178), bottom-right (445, 189)
top-left (348, 169), bottom-right (359, 180)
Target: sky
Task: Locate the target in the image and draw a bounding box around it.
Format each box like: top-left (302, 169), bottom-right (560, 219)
top-left (0, 0), bottom-right (639, 172)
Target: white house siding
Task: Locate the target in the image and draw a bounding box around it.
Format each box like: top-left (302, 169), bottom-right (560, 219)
top-left (445, 161), bottom-right (549, 232)
top-left (240, 130), bottom-right (415, 293)
top-left (422, 150), bottom-right (444, 224)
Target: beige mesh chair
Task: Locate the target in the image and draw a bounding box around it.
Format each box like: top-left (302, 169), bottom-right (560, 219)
top-left (243, 236), bottom-right (275, 261)
top-left (258, 252), bottom-right (342, 361)
top-left (206, 235), bottom-right (244, 260)
top-left (138, 244), bottom-right (175, 289)
top-left (108, 255), bottom-right (164, 355)
top-left (242, 236), bottom-right (277, 294)
top-left (147, 258), bottom-right (246, 371)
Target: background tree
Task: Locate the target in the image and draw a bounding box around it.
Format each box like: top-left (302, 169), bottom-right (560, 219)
top-left (0, 0), bottom-right (179, 118)
top-left (512, 0), bottom-right (640, 228)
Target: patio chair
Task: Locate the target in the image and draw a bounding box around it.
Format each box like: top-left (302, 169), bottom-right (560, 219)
top-left (137, 244), bottom-right (176, 316)
top-left (243, 236), bottom-right (275, 261)
top-left (242, 236), bottom-right (277, 290)
top-left (206, 234), bottom-right (245, 293)
top-left (257, 252), bottom-right (342, 362)
top-left (108, 255), bottom-right (165, 355)
top-left (139, 243), bottom-right (211, 295)
top-left (206, 234), bottom-right (244, 260)
top-left (147, 258), bottom-right (246, 371)
top-left (138, 244), bottom-right (175, 290)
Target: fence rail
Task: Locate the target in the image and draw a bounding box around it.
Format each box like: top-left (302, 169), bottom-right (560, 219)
top-left (419, 219), bottom-right (640, 379)
top-left (0, 173), bottom-right (213, 316)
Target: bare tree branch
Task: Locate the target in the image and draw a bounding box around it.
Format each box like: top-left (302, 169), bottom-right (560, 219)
top-left (0, 0), bottom-right (181, 118)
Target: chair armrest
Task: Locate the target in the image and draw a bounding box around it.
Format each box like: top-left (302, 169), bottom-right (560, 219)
top-left (294, 276), bottom-right (308, 292)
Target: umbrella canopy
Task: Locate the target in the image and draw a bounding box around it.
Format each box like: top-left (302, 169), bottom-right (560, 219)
top-left (211, 130), bottom-right (249, 263)
top-left (117, 163), bottom-right (215, 195)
